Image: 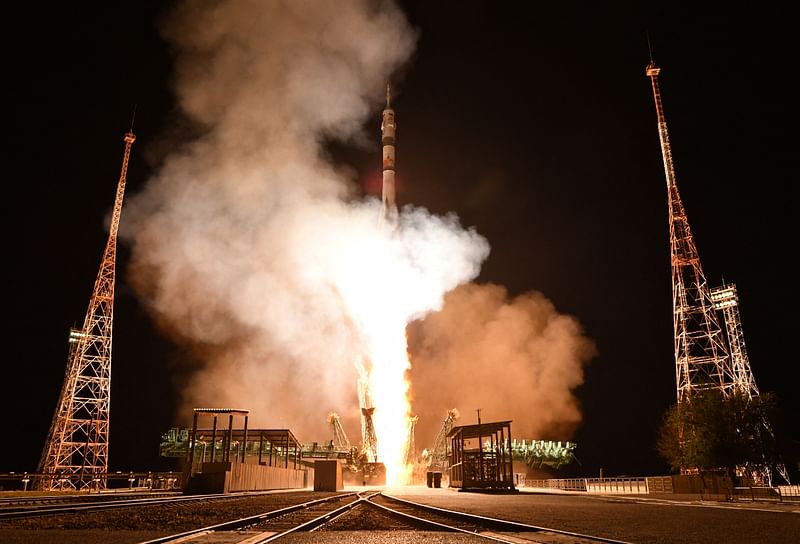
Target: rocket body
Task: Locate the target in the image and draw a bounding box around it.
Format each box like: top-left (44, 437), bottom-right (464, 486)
top-left (381, 85), bottom-right (398, 224)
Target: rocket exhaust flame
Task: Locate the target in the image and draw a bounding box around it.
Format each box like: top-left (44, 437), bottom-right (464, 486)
top-left (346, 81), bottom-right (416, 485)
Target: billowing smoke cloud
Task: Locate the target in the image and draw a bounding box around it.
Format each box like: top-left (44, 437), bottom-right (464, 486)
top-left (122, 0), bottom-right (487, 440)
top-left (408, 283), bottom-right (596, 447)
top-left (122, 0), bottom-right (594, 454)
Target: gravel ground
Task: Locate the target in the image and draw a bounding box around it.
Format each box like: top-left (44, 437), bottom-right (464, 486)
top-left (0, 490), bottom-right (342, 543)
top-left (388, 486), bottom-right (800, 544)
top-left (0, 490), bottom-right (470, 544)
top-left (1, 486), bottom-right (797, 544)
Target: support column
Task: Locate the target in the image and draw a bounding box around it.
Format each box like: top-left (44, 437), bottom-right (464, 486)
top-left (242, 416), bottom-right (248, 464)
top-left (227, 414), bottom-right (234, 463)
top-left (187, 411), bottom-right (199, 467)
top-left (210, 415), bottom-right (218, 463)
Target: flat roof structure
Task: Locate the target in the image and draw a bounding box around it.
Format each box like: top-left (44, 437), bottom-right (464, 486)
top-left (185, 408), bottom-right (302, 469)
top-left (448, 420), bottom-right (516, 491)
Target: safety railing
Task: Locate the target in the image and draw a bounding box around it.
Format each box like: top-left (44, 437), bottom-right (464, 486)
top-left (524, 478), bottom-right (587, 491)
top-left (585, 477), bottom-right (648, 494)
top-left (732, 485), bottom-right (800, 503)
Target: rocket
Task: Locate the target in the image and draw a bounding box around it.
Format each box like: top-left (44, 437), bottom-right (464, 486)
top-left (381, 83), bottom-right (399, 225)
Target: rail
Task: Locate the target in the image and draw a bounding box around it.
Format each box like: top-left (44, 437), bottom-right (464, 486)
top-left (585, 477), bottom-right (648, 494)
top-left (524, 477), bottom-right (798, 501)
top-left (524, 478), bottom-right (587, 491)
top-left (523, 476), bottom-right (653, 494)
top-left (0, 471), bottom-right (182, 492)
top-left (732, 485), bottom-right (800, 503)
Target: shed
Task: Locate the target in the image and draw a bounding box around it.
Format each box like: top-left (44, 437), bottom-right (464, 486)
top-left (448, 420), bottom-right (516, 491)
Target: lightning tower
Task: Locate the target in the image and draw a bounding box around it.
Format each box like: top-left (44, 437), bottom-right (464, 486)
top-left (37, 129), bottom-right (136, 490)
top-left (647, 63), bottom-right (790, 485)
top-left (380, 83), bottom-right (399, 226)
top-left (646, 61), bottom-right (736, 402)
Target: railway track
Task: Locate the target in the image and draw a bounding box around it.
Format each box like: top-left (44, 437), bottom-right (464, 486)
top-left (0, 491), bottom-right (178, 508)
top-left (141, 491), bottom-right (634, 544)
top-left (139, 491), bottom-right (364, 543)
top-left (0, 490), bottom-right (275, 520)
top-left (368, 492), bottom-right (634, 543)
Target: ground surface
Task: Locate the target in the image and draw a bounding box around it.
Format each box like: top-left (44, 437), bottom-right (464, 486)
top-left (0, 485), bottom-right (797, 543)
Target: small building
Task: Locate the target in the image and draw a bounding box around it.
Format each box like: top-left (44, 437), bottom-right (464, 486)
top-left (183, 408), bottom-right (308, 493)
top-left (448, 420), bottom-right (516, 491)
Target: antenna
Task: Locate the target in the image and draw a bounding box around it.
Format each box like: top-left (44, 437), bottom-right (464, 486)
top-left (386, 83), bottom-right (391, 108)
top-left (129, 104), bottom-right (138, 133)
top-left (646, 31), bottom-right (654, 63)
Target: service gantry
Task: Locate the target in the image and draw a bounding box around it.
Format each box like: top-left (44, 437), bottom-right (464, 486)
top-left (37, 129), bottom-right (136, 491)
top-left (425, 408), bottom-right (459, 472)
top-left (645, 61), bottom-right (736, 402)
top-left (360, 407), bottom-right (378, 463)
top-left (327, 412), bottom-right (352, 450)
top-left (403, 415), bottom-right (418, 465)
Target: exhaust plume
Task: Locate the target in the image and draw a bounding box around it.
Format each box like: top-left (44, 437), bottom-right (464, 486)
top-left (122, 0), bottom-right (594, 476)
top-left (123, 0), bottom-right (485, 442)
top-left (408, 283), bottom-right (596, 446)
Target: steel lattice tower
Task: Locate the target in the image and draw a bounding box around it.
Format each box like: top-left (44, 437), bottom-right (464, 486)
top-left (646, 62), bottom-right (736, 403)
top-left (426, 408), bottom-right (458, 472)
top-left (37, 130), bottom-right (136, 491)
top-left (361, 407), bottom-right (378, 463)
top-left (327, 412), bottom-right (351, 449)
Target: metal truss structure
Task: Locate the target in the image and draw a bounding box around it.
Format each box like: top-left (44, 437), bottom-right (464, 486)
top-left (37, 130), bottom-right (136, 490)
top-left (711, 283), bottom-right (791, 485)
top-left (647, 64), bottom-right (790, 485)
top-left (327, 412), bottom-right (351, 450)
top-left (709, 283), bottom-right (759, 398)
top-left (509, 439), bottom-right (577, 469)
top-left (423, 408), bottom-right (459, 472)
top-left (403, 415), bottom-right (418, 465)
top-left (360, 407), bottom-right (378, 463)
top-left (646, 62), bottom-right (736, 402)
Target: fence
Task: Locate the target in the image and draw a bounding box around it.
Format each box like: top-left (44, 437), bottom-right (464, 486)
top-left (524, 478), bottom-right (586, 491)
top-left (524, 476), bottom-right (797, 501)
top-left (732, 485), bottom-right (800, 503)
top-left (585, 477), bottom-right (648, 494)
top-left (0, 471), bottom-right (182, 492)
top-left (524, 477), bottom-right (649, 493)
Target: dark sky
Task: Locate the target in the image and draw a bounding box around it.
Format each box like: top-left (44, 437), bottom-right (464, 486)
top-left (4, 1), bottom-right (797, 479)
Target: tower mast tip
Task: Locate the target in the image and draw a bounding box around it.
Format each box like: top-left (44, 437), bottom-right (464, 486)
top-left (128, 104), bottom-right (137, 134)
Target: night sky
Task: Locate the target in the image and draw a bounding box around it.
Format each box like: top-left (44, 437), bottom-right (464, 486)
top-left (4, 1), bottom-right (797, 480)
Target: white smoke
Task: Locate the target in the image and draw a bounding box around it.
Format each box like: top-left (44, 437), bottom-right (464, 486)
top-left (122, 0), bottom-right (594, 455)
top-left (408, 283), bottom-right (596, 446)
top-left (123, 0), bottom-right (491, 439)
